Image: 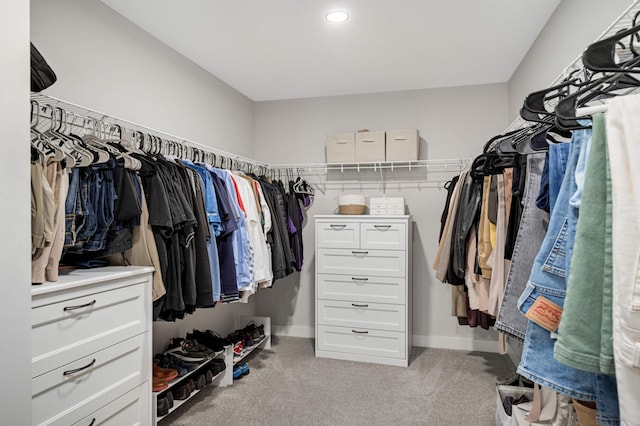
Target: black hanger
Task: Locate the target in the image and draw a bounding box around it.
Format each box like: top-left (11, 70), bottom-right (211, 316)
top-left (582, 23), bottom-right (640, 73)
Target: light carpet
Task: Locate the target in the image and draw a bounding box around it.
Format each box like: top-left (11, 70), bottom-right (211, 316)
top-left (161, 336), bottom-right (514, 426)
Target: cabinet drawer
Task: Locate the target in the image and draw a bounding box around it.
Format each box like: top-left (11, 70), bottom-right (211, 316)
top-left (317, 325), bottom-right (405, 359)
top-left (316, 222), bottom-right (360, 249)
top-left (317, 274), bottom-right (405, 305)
top-left (32, 334), bottom-right (148, 426)
top-left (317, 248), bottom-right (406, 277)
top-left (317, 300), bottom-right (405, 331)
top-left (32, 282), bottom-right (148, 378)
top-left (360, 223), bottom-right (406, 250)
top-left (71, 385), bottom-right (149, 426)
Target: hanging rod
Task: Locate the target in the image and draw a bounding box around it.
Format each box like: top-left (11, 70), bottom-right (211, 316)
top-left (505, 0), bottom-right (640, 132)
top-left (269, 159), bottom-right (472, 174)
top-left (30, 92), bottom-right (270, 170)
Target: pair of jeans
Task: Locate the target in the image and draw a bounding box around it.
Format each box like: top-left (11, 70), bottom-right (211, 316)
top-left (517, 125), bottom-right (619, 425)
top-left (495, 153), bottom-right (547, 340)
top-left (83, 160), bottom-right (117, 252)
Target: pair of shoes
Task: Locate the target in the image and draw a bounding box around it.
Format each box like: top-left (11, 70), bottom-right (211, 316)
top-left (204, 369), bottom-right (214, 385)
top-left (153, 376), bottom-right (169, 392)
top-left (243, 321), bottom-right (265, 341)
top-left (153, 362), bottom-right (178, 382)
top-left (194, 374), bottom-right (207, 390)
top-left (156, 390), bottom-right (175, 417)
top-left (232, 363), bottom-right (250, 380)
top-left (167, 337), bottom-right (213, 362)
top-left (154, 353), bottom-right (188, 377)
top-left (157, 395), bottom-right (170, 417)
top-left (209, 358), bottom-right (226, 376)
top-left (189, 329), bottom-right (229, 353)
top-left (173, 378), bottom-right (196, 400)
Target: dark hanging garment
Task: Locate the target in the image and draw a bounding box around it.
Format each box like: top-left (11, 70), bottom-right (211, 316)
top-left (210, 172), bottom-right (240, 300)
top-left (451, 173), bottom-right (483, 281)
top-left (258, 180), bottom-right (288, 281)
top-left (439, 175), bottom-right (460, 242)
top-left (275, 180), bottom-right (296, 275)
top-left (288, 180), bottom-right (304, 271)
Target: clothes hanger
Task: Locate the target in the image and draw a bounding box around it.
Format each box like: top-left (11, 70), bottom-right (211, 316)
top-left (44, 106), bottom-right (92, 166)
top-left (582, 20), bottom-right (640, 73)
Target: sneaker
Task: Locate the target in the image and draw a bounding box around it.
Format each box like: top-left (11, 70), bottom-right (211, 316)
top-left (209, 359), bottom-right (226, 376)
top-left (167, 338), bottom-right (210, 362)
top-left (244, 321), bottom-right (262, 340)
top-left (157, 396), bottom-right (170, 417)
top-left (194, 374), bottom-right (206, 390)
top-left (204, 369), bottom-right (214, 385)
top-left (154, 353), bottom-right (188, 377)
top-left (232, 340), bottom-right (244, 357)
top-left (232, 364), bottom-right (244, 380)
top-left (190, 329), bottom-right (229, 353)
top-left (165, 353), bottom-right (201, 372)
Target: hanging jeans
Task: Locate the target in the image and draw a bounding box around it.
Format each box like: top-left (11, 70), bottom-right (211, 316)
top-left (606, 94), bottom-right (640, 426)
top-left (516, 124), bottom-right (620, 425)
top-left (495, 153), bottom-right (547, 340)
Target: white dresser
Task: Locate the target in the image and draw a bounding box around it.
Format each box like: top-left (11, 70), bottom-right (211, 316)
top-left (31, 266), bottom-right (153, 426)
top-left (315, 215), bottom-right (412, 367)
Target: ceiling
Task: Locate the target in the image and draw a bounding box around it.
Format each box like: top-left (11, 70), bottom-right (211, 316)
top-left (101, 0), bottom-right (561, 102)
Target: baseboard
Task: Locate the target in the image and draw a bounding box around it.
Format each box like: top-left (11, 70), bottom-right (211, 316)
top-left (412, 335), bottom-right (499, 353)
top-left (271, 325), bottom-right (315, 338)
top-left (270, 326), bottom-right (499, 353)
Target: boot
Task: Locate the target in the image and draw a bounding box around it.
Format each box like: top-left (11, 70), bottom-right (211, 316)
top-left (573, 399), bottom-right (597, 426)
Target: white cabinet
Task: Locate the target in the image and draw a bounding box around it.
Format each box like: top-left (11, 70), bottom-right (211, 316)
top-left (315, 215), bottom-right (412, 367)
top-left (31, 266), bottom-right (153, 426)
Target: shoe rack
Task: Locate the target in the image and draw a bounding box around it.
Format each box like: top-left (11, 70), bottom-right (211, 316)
top-left (153, 315), bottom-right (271, 423)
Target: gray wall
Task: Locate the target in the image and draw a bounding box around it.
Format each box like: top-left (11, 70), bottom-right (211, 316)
top-left (0, 2), bottom-right (32, 424)
top-left (30, 0), bottom-right (257, 354)
top-left (31, 0), bottom-right (254, 157)
top-left (253, 84), bottom-right (509, 351)
top-left (507, 0), bottom-right (633, 120)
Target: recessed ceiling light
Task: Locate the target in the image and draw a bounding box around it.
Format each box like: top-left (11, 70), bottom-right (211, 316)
top-left (326, 10), bottom-right (349, 23)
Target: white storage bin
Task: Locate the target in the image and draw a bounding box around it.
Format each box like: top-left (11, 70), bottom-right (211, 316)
top-left (385, 129), bottom-right (419, 161)
top-left (326, 132), bottom-right (356, 163)
top-left (495, 385), bottom-right (534, 426)
top-left (355, 130), bottom-right (386, 162)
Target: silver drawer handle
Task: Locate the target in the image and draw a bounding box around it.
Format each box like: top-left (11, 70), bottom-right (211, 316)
top-left (351, 303), bottom-right (369, 308)
top-left (63, 358), bottom-right (96, 376)
top-left (374, 225), bottom-right (391, 230)
top-left (352, 329), bottom-right (369, 334)
top-left (351, 277), bottom-right (369, 281)
top-left (351, 251), bottom-right (368, 255)
top-left (63, 300), bottom-right (96, 312)
top-left (330, 224), bottom-right (346, 230)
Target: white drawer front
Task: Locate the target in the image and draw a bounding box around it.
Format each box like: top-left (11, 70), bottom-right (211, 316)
top-left (317, 274), bottom-right (405, 305)
top-left (360, 223), bottom-right (406, 250)
top-left (317, 300), bottom-right (405, 331)
top-left (317, 325), bottom-right (406, 359)
top-left (32, 282), bottom-right (148, 378)
top-left (316, 222), bottom-right (359, 249)
top-left (32, 334), bottom-right (147, 426)
top-left (317, 248), bottom-right (406, 277)
top-left (71, 385), bottom-right (149, 426)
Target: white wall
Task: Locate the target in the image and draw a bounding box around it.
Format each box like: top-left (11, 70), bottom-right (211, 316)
top-left (253, 84), bottom-right (509, 352)
top-left (30, 0), bottom-right (257, 352)
top-left (507, 0), bottom-right (633, 121)
top-left (30, 0), bottom-right (254, 157)
top-left (0, 2), bottom-right (32, 424)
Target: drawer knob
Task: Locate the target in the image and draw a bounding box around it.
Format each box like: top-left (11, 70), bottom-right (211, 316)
top-left (63, 299), bottom-right (96, 312)
top-left (374, 225), bottom-right (391, 230)
top-left (330, 224), bottom-right (346, 230)
top-left (351, 277), bottom-right (369, 281)
top-left (351, 329), bottom-right (369, 334)
top-left (351, 303), bottom-right (369, 308)
top-left (351, 251), bottom-right (368, 255)
top-left (63, 358), bottom-right (96, 376)
top-left (88, 418), bottom-right (96, 426)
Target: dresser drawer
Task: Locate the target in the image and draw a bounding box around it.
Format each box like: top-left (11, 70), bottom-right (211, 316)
top-left (71, 385), bottom-right (149, 426)
top-left (317, 274), bottom-right (405, 305)
top-left (317, 300), bottom-right (405, 331)
top-left (360, 223), bottom-right (406, 250)
top-left (317, 325), bottom-right (406, 359)
top-left (32, 334), bottom-right (148, 426)
top-left (316, 221), bottom-right (360, 249)
top-left (32, 282), bottom-right (148, 378)
top-left (317, 248), bottom-right (406, 277)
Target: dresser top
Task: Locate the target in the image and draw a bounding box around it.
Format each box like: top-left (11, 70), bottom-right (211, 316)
top-left (314, 214), bottom-right (410, 219)
top-left (32, 266), bottom-right (154, 297)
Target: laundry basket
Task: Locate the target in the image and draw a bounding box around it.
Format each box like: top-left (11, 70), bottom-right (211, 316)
top-left (337, 194), bottom-right (367, 215)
